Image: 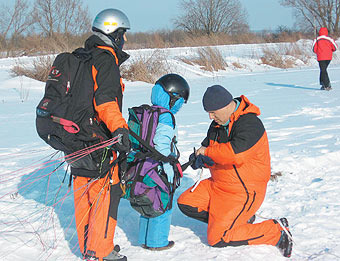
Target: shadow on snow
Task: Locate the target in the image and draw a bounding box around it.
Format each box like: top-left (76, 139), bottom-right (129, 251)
top-left (18, 162), bottom-right (208, 257)
top-left (266, 82), bottom-right (321, 91)
top-left (18, 160), bottom-right (81, 258)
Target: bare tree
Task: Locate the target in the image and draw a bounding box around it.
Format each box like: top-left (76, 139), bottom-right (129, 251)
top-left (0, 0), bottom-right (34, 42)
top-left (174, 0), bottom-right (249, 36)
top-left (280, 0), bottom-right (340, 34)
top-left (33, 0), bottom-right (91, 37)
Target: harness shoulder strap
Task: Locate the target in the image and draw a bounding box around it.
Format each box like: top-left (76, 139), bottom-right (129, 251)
top-left (128, 128), bottom-right (177, 164)
top-left (152, 105), bottom-right (176, 129)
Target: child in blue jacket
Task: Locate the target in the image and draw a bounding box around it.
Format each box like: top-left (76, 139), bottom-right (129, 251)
top-left (138, 74), bottom-right (190, 250)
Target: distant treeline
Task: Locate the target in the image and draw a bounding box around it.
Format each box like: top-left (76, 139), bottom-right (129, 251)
top-left (1, 0), bottom-right (338, 57)
top-left (0, 29), bottom-right (312, 58)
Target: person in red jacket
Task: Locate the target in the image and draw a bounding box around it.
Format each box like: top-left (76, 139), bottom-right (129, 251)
top-left (312, 27), bottom-right (338, 90)
top-left (177, 85), bottom-right (293, 258)
top-left (72, 9), bottom-right (130, 261)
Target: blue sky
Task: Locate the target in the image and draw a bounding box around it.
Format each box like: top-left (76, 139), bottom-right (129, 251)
top-left (0, 0), bottom-right (294, 32)
top-left (83, 0), bottom-right (295, 32)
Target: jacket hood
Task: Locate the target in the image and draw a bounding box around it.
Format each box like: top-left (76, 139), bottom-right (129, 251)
top-left (85, 34), bottom-right (110, 49)
top-left (319, 27), bottom-right (328, 36)
top-left (85, 34), bottom-right (130, 65)
top-left (211, 95), bottom-right (260, 129)
top-left (230, 95), bottom-right (261, 122)
top-left (151, 84), bottom-right (184, 114)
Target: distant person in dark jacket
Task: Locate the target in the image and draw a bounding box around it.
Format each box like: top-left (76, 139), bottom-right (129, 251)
top-left (312, 27), bottom-right (338, 90)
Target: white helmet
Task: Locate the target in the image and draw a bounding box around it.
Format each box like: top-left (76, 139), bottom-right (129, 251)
top-left (92, 8), bottom-right (130, 35)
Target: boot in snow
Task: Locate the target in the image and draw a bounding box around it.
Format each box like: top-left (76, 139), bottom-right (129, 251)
top-left (321, 85), bottom-right (332, 91)
top-left (103, 245), bottom-right (127, 261)
top-left (142, 240), bottom-right (175, 251)
top-left (275, 218), bottom-right (293, 258)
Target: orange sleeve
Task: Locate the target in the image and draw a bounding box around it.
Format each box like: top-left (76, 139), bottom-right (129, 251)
top-left (205, 142), bottom-right (243, 166)
top-left (95, 101), bottom-right (128, 133)
top-left (92, 64), bottom-right (127, 133)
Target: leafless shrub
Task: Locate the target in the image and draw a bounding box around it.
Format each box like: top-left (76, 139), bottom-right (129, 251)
top-left (174, 0), bottom-right (249, 36)
top-left (283, 42), bottom-right (310, 64)
top-left (179, 58), bottom-right (194, 66)
top-left (0, 0), bottom-right (34, 44)
top-left (232, 61), bottom-right (243, 69)
top-left (181, 47), bottom-right (227, 72)
top-left (261, 42), bottom-right (311, 68)
top-left (125, 31), bottom-right (267, 50)
top-left (284, 43), bottom-right (303, 57)
top-left (18, 76), bottom-right (30, 102)
top-left (1, 25), bottom-right (310, 57)
top-left (11, 56), bottom-right (53, 82)
top-left (280, 0), bottom-right (340, 34)
top-left (270, 170), bottom-right (294, 181)
top-left (0, 0), bottom-right (90, 57)
top-left (33, 0), bottom-right (91, 37)
top-left (120, 50), bottom-right (171, 83)
top-left (261, 27), bottom-right (305, 43)
top-left (260, 47), bottom-right (295, 69)
top-left (270, 171), bottom-right (283, 181)
top-left (0, 32), bottom-right (89, 57)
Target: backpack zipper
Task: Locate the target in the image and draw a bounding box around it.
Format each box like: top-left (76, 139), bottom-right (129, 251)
top-left (66, 80), bottom-right (70, 94)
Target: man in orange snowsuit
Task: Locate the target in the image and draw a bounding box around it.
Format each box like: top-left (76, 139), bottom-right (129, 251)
top-left (177, 85), bottom-right (293, 257)
top-left (71, 9), bottom-right (131, 261)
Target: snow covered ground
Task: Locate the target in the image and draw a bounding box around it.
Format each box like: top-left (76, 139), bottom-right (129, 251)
top-left (1, 40), bottom-right (340, 261)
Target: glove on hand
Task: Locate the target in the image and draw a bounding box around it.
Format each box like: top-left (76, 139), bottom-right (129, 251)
top-left (112, 128), bottom-right (131, 153)
top-left (189, 153), bottom-right (214, 170)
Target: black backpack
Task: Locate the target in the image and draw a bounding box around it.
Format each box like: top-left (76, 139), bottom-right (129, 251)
top-left (36, 48), bottom-right (112, 174)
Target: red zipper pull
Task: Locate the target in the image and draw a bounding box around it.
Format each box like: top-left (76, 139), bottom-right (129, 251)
top-left (66, 80), bottom-right (70, 94)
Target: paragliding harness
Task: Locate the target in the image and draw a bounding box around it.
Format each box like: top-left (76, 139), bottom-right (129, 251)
top-left (35, 47), bottom-right (114, 178)
top-left (121, 105), bottom-right (183, 218)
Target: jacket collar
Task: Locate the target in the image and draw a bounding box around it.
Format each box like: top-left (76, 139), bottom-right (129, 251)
top-left (230, 95), bottom-right (260, 122)
top-left (85, 34), bottom-right (130, 66)
top-left (212, 95), bottom-right (261, 128)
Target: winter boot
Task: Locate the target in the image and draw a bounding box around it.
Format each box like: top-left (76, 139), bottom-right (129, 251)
top-left (142, 240), bottom-right (175, 251)
top-left (321, 85), bottom-right (332, 91)
top-left (275, 218), bottom-right (293, 258)
top-left (103, 245), bottom-right (127, 261)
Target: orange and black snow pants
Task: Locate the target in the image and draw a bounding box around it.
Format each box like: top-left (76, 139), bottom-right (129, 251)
top-left (73, 164), bottom-right (122, 260)
top-left (177, 178), bottom-right (282, 247)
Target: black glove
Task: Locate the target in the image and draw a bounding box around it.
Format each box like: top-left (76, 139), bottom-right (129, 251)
top-left (189, 153), bottom-right (214, 170)
top-left (112, 128), bottom-right (131, 153)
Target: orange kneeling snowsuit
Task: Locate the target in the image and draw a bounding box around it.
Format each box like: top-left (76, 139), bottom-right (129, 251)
top-left (178, 95), bottom-right (282, 247)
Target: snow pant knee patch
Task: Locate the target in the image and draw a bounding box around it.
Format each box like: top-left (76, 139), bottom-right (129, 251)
top-left (177, 203), bottom-right (208, 223)
top-left (105, 183), bottom-right (122, 238)
top-left (212, 239), bottom-right (249, 248)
